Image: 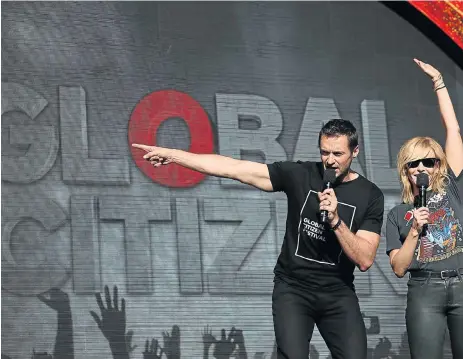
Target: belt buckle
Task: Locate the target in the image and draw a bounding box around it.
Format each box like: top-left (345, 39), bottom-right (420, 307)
top-left (441, 270), bottom-right (457, 279)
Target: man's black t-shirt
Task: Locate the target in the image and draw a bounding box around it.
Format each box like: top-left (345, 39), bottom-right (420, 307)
top-left (267, 161), bottom-right (384, 289)
top-left (386, 168), bottom-right (463, 271)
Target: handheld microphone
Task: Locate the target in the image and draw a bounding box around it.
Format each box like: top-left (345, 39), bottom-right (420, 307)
top-left (416, 173), bottom-right (429, 208)
top-left (320, 168), bottom-right (337, 224)
top-left (416, 173), bottom-right (429, 236)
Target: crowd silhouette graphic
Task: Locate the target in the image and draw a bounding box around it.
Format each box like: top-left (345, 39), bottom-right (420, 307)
top-left (1, 285), bottom-right (454, 359)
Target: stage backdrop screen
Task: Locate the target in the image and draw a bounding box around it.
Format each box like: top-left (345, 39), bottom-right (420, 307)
top-left (2, 2), bottom-right (463, 359)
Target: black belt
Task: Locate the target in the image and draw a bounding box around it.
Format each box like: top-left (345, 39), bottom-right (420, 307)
top-left (410, 268), bottom-right (463, 280)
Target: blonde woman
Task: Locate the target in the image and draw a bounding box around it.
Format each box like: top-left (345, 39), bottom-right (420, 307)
top-left (386, 59), bottom-right (463, 359)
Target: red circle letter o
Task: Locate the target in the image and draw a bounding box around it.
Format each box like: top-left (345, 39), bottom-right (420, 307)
top-left (128, 90), bottom-right (214, 188)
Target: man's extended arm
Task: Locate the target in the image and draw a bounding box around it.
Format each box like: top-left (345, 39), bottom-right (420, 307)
top-left (132, 144), bottom-right (274, 191)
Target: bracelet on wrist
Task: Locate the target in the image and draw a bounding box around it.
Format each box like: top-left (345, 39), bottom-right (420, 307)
top-left (432, 73), bottom-right (442, 83)
top-left (411, 226), bottom-right (420, 236)
top-left (331, 217), bottom-right (342, 231)
top-left (433, 74), bottom-right (445, 91)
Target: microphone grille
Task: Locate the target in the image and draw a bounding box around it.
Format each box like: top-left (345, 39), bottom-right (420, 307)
top-left (416, 173), bottom-right (429, 187)
top-left (323, 168), bottom-right (336, 183)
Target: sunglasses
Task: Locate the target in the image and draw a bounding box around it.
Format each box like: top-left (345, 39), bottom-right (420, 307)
top-left (406, 158), bottom-right (439, 169)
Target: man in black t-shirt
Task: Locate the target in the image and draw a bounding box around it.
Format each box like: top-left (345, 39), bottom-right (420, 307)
top-left (132, 119), bottom-right (384, 359)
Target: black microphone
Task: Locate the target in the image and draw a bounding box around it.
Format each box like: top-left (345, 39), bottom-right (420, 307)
top-left (416, 173), bottom-right (429, 208)
top-left (320, 168), bottom-right (337, 224)
top-left (416, 173), bottom-right (429, 236)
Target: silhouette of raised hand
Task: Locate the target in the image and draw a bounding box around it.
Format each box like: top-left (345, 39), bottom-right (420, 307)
top-left (202, 325), bottom-right (217, 351)
top-left (230, 328), bottom-right (247, 359)
top-left (31, 349), bottom-right (53, 359)
top-left (38, 288), bottom-right (70, 312)
top-left (162, 325), bottom-right (180, 359)
top-left (373, 337), bottom-right (394, 359)
top-left (126, 330), bottom-right (137, 354)
top-left (37, 288), bottom-right (74, 359)
top-left (90, 285), bottom-right (126, 342)
top-left (213, 328), bottom-right (237, 359)
top-left (229, 328), bottom-right (244, 346)
top-left (143, 339), bottom-right (163, 359)
top-left (89, 285), bottom-right (128, 359)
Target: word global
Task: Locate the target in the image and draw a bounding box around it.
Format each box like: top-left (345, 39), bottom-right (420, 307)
top-left (2, 83), bottom-right (400, 190)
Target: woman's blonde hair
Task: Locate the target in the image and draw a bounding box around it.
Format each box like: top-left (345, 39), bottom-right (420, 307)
top-left (396, 136), bottom-right (448, 204)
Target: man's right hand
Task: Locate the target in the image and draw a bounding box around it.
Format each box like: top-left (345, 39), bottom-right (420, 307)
top-left (132, 144), bottom-right (173, 167)
top-left (412, 207), bottom-right (430, 233)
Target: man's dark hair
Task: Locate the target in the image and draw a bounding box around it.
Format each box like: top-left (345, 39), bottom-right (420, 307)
top-left (318, 119), bottom-right (358, 151)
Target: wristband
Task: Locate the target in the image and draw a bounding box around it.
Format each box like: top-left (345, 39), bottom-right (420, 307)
top-left (331, 217), bottom-right (342, 231)
top-left (433, 74), bottom-right (445, 92)
top-left (432, 73), bottom-right (442, 83)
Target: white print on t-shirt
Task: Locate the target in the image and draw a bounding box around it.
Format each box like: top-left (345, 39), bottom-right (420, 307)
top-left (295, 190), bottom-right (356, 265)
top-left (302, 218), bottom-right (326, 241)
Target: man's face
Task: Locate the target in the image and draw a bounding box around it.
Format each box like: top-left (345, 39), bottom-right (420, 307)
top-left (319, 135), bottom-right (358, 178)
